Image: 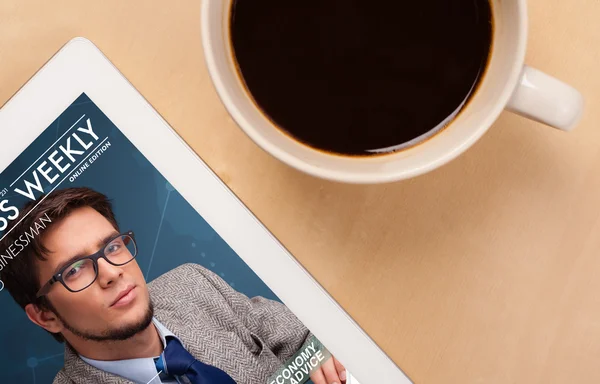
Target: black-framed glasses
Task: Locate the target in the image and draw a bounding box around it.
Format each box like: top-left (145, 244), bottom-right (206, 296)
top-left (36, 231), bottom-right (138, 298)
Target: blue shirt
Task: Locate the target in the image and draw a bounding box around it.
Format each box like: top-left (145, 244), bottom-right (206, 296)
top-left (80, 318), bottom-right (191, 384)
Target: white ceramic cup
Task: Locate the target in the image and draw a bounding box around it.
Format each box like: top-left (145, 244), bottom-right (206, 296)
top-left (201, 0), bottom-right (584, 184)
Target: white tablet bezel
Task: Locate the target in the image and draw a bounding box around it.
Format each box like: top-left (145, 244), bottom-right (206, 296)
top-left (0, 38), bottom-right (410, 384)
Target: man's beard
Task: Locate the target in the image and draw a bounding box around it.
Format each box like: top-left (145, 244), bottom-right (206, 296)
top-left (52, 300), bottom-right (155, 342)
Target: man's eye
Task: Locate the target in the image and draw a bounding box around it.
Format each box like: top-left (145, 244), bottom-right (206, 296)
top-left (106, 243), bottom-right (122, 254)
top-left (65, 262), bottom-right (86, 279)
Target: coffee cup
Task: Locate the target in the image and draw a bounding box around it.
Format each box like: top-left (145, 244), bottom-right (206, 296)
top-left (201, 0), bottom-right (583, 183)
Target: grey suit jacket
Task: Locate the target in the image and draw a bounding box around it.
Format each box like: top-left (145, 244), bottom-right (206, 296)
top-left (53, 263), bottom-right (310, 384)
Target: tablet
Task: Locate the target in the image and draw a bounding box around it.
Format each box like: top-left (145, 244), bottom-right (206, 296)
top-left (0, 38), bottom-right (410, 384)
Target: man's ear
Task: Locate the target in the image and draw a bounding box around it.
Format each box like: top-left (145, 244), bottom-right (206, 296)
top-left (24, 303), bottom-right (63, 334)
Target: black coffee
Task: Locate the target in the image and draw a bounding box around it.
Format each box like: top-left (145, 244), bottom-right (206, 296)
top-left (230, 0), bottom-right (493, 156)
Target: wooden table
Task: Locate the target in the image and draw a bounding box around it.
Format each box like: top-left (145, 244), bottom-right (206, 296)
top-left (1, 1), bottom-right (599, 382)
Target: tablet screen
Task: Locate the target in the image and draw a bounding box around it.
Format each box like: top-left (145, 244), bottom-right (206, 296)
top-left (0, 93), bottom-right (355, 384)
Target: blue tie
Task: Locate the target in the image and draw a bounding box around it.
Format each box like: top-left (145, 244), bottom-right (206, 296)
top-left (156, 337), bottom-right (237, 384)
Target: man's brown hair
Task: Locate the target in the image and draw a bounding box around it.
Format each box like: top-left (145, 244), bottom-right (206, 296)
top-left (0, 187), bottom-right (119, 342)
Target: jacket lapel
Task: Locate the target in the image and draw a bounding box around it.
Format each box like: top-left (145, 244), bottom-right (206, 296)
top-left (61, 344), bottom-right (136, 384)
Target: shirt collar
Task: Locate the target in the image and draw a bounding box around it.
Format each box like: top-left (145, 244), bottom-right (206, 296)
top-left (153, 318), bottom-right (176, 348)
top-left (80, 318), bottom-right (179, 384)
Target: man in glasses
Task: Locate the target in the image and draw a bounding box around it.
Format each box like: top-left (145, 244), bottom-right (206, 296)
top-left (0, 187), bottom-right (346, 384)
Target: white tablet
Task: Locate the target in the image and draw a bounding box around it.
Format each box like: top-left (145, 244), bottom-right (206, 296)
top-left (0, 38), bottom-right (410, 384)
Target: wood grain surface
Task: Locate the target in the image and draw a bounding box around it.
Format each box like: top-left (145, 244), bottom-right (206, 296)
top-left (1, 1), bottom-right (599, 383)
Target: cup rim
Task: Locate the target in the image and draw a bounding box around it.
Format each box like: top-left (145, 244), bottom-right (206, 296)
top-left (201, 0), bottom-right (529, 183)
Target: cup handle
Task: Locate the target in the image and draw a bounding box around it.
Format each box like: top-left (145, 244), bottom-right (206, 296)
top-left (506, 65), bottom-right (584, 131)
